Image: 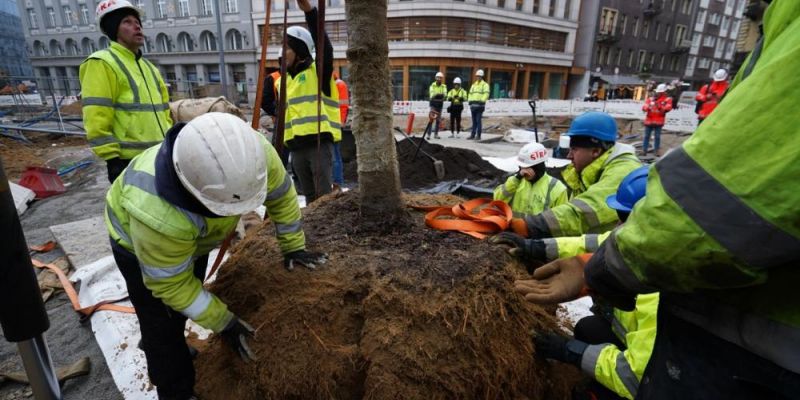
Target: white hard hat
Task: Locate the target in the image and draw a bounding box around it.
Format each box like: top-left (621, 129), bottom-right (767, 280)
top-left (655, 84), bottom-right (667, 93)
top-left (173, 113), bottom-right (268, 216)
top-left (453, 77), bottom-right (462, 85)
top-left (713, 68), bottom-right (728, 81)
top-left (435, 72), bottom-right (444, 79)
top-left (96, 0), bottom-right (141, 34)
top-left (558, 135), bottom-right (570, 149)
top-left (516, 142), bottom-right (549, 168)
top-left (475, 69), bottom-right (485, 77)
top-left (286, 26), bottom-right (315, 57)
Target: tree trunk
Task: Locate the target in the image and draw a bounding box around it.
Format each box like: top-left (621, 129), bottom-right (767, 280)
top-left (345, 0), bottom-right (408, 228)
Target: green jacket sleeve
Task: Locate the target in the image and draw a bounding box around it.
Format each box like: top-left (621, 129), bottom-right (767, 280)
top-left (80, 59), bottom-right (120, 160)
top-left (262, 140), bottom-right (305, 254)
top-left (130, 216), bottom-right (233, 333)
top-left (544, 230), bottom-right (611, 260)
top-left (493, 175), bottom-right (520, 204)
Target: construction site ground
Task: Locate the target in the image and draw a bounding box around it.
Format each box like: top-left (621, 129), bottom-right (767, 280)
top-left (0, 116), bottom-right (690, 399)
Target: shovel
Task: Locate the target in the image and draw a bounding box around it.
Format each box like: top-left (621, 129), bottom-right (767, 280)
top-left (394, 127), bottom-right (445, 180)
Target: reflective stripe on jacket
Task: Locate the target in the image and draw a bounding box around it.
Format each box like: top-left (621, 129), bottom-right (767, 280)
top-left (276, 63), bottom-right (342, 148)
top-left (80, 42), bottom-right (172, 160)
top-left (493, 174), bottom-right (568, 217)
top-left (468, 80), bottom-right (490, 104)
top-left (542, 231), bottom-right (611, 261)
top-left (525, 144), bottom-right (641, 237)
top-left (105, 135), bottom-right (304, 332)
top-left (642, 94), bottom-right (673, 126)
top-left (603, 1), bottom-right (800, 374)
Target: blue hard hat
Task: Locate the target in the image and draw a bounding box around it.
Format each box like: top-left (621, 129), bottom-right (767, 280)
top-left (606, 166), bottom-right (650, 212)
top-left (565, 112), bottom-right (618, 142)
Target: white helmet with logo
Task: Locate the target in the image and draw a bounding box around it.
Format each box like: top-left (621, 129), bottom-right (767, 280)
top-left (516, 142), bottom-right (549, 168)
top-left (713, 68), bottom-right (728, 81)
top-left (453, 77), bottom-right (462, 85)
top-left (475, 69), bottom-right (485, 77)
top-left (286, 26), bottom-right (315, 57)
top-left (96, 0), bottom-right (141, 34)
top-left (173, 113), bottom-right (268, 216)
top-left (655, 83), bottom-right (668, 93)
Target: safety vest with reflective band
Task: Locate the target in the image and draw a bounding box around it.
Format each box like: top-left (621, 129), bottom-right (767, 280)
top-left (80, 42), bottom-right (172, 161)
top-left (493, 174), bottom-right (568, 217)
top-left (429, 82), bottom-right (447, 100)
top-left (447, 87), bottom-right (468, 106)
top-left (335, 78), bottom-right (349, 124)
top-left (604, 1), bottom-right (800, 374)
top-left (276, 63), bottom-right (341, 147)
top-left (104, 136), bottom-right (304, 333)
top-left (582, 293), bottom-right (659, 400)
top-left (468, 80), bottom-right (490, 104)
top-left (542, 231), bottom-right (611, 261)
top-left (524, 144), bottom-right (641, 237)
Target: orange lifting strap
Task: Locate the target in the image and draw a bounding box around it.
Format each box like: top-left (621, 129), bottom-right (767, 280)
top-left (411, 198), bottom-right (513, 239)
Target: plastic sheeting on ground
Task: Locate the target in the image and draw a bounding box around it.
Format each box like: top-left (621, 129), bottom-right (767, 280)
top-left (11, 181), bottom-right (35, 215)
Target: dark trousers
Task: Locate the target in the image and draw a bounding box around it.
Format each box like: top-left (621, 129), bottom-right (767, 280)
top-left (450, 108), bottom-right (463, 134)
top-left (636, 297), bottom-right (800, 400)
top-left (470, 105), bottom-right (485, 139)
top-left (112, 239), bottom-right (208, 400)
top-left (291, 141), bottom-right (333, 204)
top-left (642, 125), bottom-right (663, 154)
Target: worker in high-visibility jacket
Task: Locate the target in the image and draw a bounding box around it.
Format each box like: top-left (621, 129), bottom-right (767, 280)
top-left (446, 77), bottom-right (468, 137)
top-left (695, 68), bottom-right (730, 124)
top-left (332, 72), bottom-right (349, 187)
top-left (512, 112), bottom-right (641, 239)
top-left (493, 142), bottom-right (568, 217)
top-left (513, 2), bottom-right (800, 397)
top-left (105, 113), bottom-right (327, 399)
top-left (499, 166), bottom-right (657, 400)
top-left (275, 0), bottom-right (341, 203)
top-left (467, 69), bottom-right (490, 140)
top-left (80, 0), bottom-right (171, 183)
top-left (425, 72), bottom-right (447, 140)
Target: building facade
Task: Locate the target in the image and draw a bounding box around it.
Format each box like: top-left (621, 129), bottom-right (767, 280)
top-left (576, 0), bottom-right (696, 100)
top-left (20, 0), bottom-right (581, 102)
top-left (0, 0), bottom-right (34, 77)
top-left (683, 0), bottom-right (746, 88)
top-left (730, 0), bottom-right (766, 76)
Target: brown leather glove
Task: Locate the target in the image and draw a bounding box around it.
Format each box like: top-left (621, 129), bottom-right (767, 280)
top-left (513, 254), bottom-right (592, 304)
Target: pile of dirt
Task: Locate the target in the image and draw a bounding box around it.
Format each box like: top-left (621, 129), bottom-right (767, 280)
top-left (344, 138), bottom-right (506, 190)
top-left (0, 134), bottom-right (87, 180)
top-left (195, 191), bottom-right (582, 399)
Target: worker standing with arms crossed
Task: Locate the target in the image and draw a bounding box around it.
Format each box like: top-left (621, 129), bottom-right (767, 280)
top-left (467, 69), bottom-right (489, 140)
top-left (80, 0), bottom-right (172, 183)
top-left (446, 77), bottom-right (467, 137)
top-left (427, 72), bottom-right (447, 139)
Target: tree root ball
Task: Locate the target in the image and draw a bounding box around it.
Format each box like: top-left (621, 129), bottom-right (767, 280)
top-left (195, 192), bottom-right (581, 399)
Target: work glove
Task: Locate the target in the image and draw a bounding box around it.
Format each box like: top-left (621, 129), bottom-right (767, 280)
top-left (513, 255), bottom-right (592, 305)
top-left (220, 317), bottom-right (257, 362)
top-left (489, 233), bottom-right (547, 268)
top-left (283, 250), bottom-right (328, 271)
top-left (533, 331), bottom-right (588, 367)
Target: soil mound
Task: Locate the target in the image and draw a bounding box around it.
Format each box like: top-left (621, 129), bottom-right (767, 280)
top-left (344, 138), bottom-right (506, 190)
top-left (195, 192), bottom-right (580, 399)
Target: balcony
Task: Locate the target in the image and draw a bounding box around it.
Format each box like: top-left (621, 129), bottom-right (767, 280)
top-left (643, 3), bottom-right (661, 18)
top-left (670, 39), bottom-right (691, 54)
top-left (596, 26), bottom-right (620, 44)
top-left (743, 1), bottom-right (764, 21)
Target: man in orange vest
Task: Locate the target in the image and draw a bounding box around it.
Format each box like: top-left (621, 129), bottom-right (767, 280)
top-left (332, 72), bottom-right (349, 187)
top-left (642, 83), bottom-right (673, 155)
top-left (260, 49), bottom-right (283, 119)
top-left (695, 69), bottom-right (729, 124)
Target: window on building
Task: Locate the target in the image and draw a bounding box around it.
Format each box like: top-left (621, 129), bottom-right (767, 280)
top-left (674, 24), bottom-right (686, 46)
top-left (227, 29), bottom-right (242, 50)
top-left (721, 16), bottom-right (731, 31)
top-left (515, 0), bottom-right (523, 10)
top-left (548, 0), bottom-right (555, 16)
top-left (698, 57), bottom-right (711, 69)
top-left (709, 12), bottom-right (720, 24)
top-left (409, 66), bottom-right (439, 100)
top-left (548, 73), bottom-right (563, 99)
top-left (615, 48), bottom-right (622, 65)
top-left (178, 32), bottom-right (193, 51)
top-left (665, 24), bottom-right (671, 42)
top-left (99, 36), bottom-right (109, 48)
top-left (703, 35), bottom-right (716, 47)
top-left (476, 0), bottom-right (486, 4)
top-left (79, 5), bottom-right (89, 25)
top-left (155, 33), bottom-right (168, 52)
top-left (46, 7), bottom-right (56, 28)
top-left (632, 17), bottom-right (640, 37)
top-left (178, 0), bottom-right (190, 16)
top-left (528, 71), bottom-right (544, 99)
top-left (648, 52), bottom-right (656, 69)
top-left (642, 20), bottom-right (650, 39)
top-left (27, 8), bottom-right (38, 29)
top-left (533, 0), bottom-right (540, 14)
top-left (200, 31), bottom-right (216, 50)
top-left (497, 0), bottom-right (505, 8)
top-left (654, 22), bottom-right (661, 40)
top-left (681, 0), bottom-right (692, 14)
top-left (391, 68), bottom-right (403, 101)
top-left (225, 0), bottom-right (237, 13)
top-left (200, 0), bottom-right (213, 16)
top-left (82, 38), bottom-right (96, 54)
top-left (564, 0), bottom-right (572, 19)
top-left (65, 39), bottom-right (78, 55)
top-left (659, 54), bottom-right (666, 70)
top-left (628, 49), bottom-right (635, 67)
top-left (49, 39), bottom-right (62, 56)
top-left (637, 50), bottom-right (647, 70)
top-left (63, 6), bottom-right (73, 26)
top-left (156, 0), bottom-right (167, 18)
top-left (492, 70), bottom-right (513, 98)
top-left (599, 8), bottom-right (618, 34)
top-left (670, 55), bottom-right (678, 71)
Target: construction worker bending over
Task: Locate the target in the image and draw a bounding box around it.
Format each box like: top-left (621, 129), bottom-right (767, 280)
top-left (446, 78), bottom-right (467, 137)
top-left (106, 113), bottom-right (327, 399)
top-left (80, 0), bottom-right (171, 183)
top-left (467, 69), bottom-right (489, 140)
top-left (493, 142), bottom-right (568, 218)
top-left (512, 112), bottom-right (640, 239)
top-left (427, 72), bottom-right (447, 139)
top-left (513, 2), bottom-right (800, 397)
top-left (502, 167), bottom-right (656, 400)
top-left (275, 0), bottom-right (341, 203)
